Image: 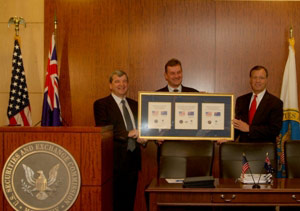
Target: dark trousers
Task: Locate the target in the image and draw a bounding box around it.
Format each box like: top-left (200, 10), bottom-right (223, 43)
top-left (113, 150), bottom-right (139, 211)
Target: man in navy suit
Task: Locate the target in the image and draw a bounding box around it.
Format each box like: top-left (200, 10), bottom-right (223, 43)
top-left (157, 58), bottom-right (198, 92)
top-left (155, 58), bottom-right (198, 145)
top-left (233, 65), bottom-right (283, 143)
top-left (94, 70), bottom-right (147, 211)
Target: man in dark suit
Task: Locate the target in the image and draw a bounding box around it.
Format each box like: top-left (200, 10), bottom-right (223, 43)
top-left (155, 58), bottom-right (199, 145)
top-left (157, 58), bottom-right (198, 92)
top-left (233, 65), bottom-right (283, 143)
top-left (94, 70), bottom-right (147, 211)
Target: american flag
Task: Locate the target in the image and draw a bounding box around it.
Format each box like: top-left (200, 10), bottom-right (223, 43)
top-left (7, 38), bottom-right (32, 126)
top-left (41, 33), bottom-right (62, 126)
top-left (242, 154), bottom-right (250, 177)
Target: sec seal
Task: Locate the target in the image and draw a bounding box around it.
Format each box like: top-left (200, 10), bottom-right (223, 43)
top-left (2, 141), bottom-right (81, 211)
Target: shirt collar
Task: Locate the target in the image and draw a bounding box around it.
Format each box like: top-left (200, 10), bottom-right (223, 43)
top-left (252, 89), bottom-right (266, 103)
top-left (168, 84), bottom-right (182, 92)
top-left (111, 93), bottom-right (126, 105)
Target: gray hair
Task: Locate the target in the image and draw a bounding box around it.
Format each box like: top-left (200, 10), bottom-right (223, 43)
top-left (109, 70), bottom-right (128, 83)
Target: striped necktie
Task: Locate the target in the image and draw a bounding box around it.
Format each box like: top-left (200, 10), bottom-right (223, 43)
top-left (121, 100), bottom-right (136, 151)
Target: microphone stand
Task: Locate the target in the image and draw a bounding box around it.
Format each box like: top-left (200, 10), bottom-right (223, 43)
top-left (255, 165), bottom-right (266, 189)
top-left (248, 167), bottom-right (260, 189)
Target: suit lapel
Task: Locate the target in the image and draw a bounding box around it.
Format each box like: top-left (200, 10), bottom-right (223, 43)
top-left (108, 95), bottom-right (126, 125)
top-left (243, 93), bottom-right (252, 123)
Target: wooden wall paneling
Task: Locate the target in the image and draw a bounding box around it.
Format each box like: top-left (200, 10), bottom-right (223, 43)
top-left (81, 130), bottom-right (113, 185)
top-left (3, 132), bottom-right (81, 166)
top-left (135, 142), bottom-right (159, 211)
top-left (45, 0), bottom-right (130, 126)
top-left (80, 183), bottom-right (113, 211)
top-left (81, 187), bottom-right (102, 211)
top-left (0, 131), bottom-right (3, 185)
top-left (1, 127), bottom-right (112, 211)
top-left (0, 134), bottom-right (2, 210)
top-left (69, 193), bottom-right (81, 211)
top-left (0, 185), bottom-right (3, 211)
top-left (216, 1), bottom-right (300, 100)
top-left (128, 0), bottom-right (216, 98)
top-left (4, 199), bottom-right (14, 211)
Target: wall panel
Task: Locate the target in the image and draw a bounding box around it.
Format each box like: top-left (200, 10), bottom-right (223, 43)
top-left (45, 0), bottom-right (130, 126)
top-left (216, 1), bottom-right (300, 99)
top-left (128, 0), bottom-right (215, 96)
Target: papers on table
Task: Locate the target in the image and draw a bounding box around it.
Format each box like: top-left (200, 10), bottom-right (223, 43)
top-left (165, 178), bottom-right (184, 183)
top-left (240, 173), bottom-right (272, 184)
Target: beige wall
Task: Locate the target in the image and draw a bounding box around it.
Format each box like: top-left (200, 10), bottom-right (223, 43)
top-left (0, 1), bottom-right (44, 126)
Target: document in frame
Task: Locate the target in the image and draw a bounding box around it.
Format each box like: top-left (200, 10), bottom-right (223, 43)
top-left (175, 102), bottom-right (198, 130)
top-left (201, 103), bottom-right (225, 130)
top-left (148, 102), bottom-right (172, 129)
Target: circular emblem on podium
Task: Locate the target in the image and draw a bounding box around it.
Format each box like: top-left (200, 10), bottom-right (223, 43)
top-left (2, 141), bottom-right (81, 211)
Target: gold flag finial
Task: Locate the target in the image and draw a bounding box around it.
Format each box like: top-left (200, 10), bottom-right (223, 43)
top-left (288, 26), bottom-right (295, 51)
top-left (54, 11), bottom-right (58, 32)
top-left (290, 26), bottom-right (293, 39)
top-left (8, 17), bottom-right (26, 36)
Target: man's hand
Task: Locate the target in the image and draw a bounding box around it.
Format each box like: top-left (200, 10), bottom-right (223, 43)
top-left (128, 129), bottom-right (139, 138)
top-left (156, 139), bottom-right (164, 146)
top-left (232, 118), bottom-right (250, 132)
top-left (216, 139), bottom-right (234, 145)
top-left (137, 138), bottom-right (148, 145)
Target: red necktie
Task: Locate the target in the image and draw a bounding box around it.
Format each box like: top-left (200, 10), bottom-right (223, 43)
top-left (248, 95), bottom-right (257, 125)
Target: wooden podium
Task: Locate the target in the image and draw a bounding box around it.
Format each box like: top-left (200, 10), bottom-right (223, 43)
top-left (0, 126), bottom-right (113, 211)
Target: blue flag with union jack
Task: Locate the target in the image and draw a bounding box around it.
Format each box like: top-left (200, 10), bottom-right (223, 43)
top-left (41, 33), bottom-right (62, 126)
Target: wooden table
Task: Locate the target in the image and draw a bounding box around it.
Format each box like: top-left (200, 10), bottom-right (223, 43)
top-left (146, 178), bottom-right (300, 210)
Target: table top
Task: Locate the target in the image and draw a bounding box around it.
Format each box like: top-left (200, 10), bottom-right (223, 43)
top-left (146, 178), bottom-right (300, 193)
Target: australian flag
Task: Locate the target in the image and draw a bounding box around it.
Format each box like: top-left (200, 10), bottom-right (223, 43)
top-left (41, 33), bottom-right (62, 126)
top-left (264, 153), bottom-right (274, 174)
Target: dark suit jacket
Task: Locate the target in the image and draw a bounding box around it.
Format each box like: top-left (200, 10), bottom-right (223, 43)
top-left (157, 85), bottom-right (199, 92)
top-left (235, 91), bottom-right (283, 143)
top-left (93, 95), bottom-right (141, 172)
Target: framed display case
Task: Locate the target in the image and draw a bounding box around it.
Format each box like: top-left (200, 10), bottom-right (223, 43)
top-left (138, 92), bottom-right (234, 140)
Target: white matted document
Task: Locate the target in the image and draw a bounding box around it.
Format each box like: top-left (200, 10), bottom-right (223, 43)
top-left (148, 102), bottom-right (172, 129)
top-left (201, 103), bottom-right (225, 130)
top-left (175, 102), bottom-right (198, 130)
top-left (240, 174), bottom-right (271, 184)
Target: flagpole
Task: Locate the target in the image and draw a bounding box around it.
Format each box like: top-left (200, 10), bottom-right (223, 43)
top-left (54, 11), bottom-right (57, 38)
